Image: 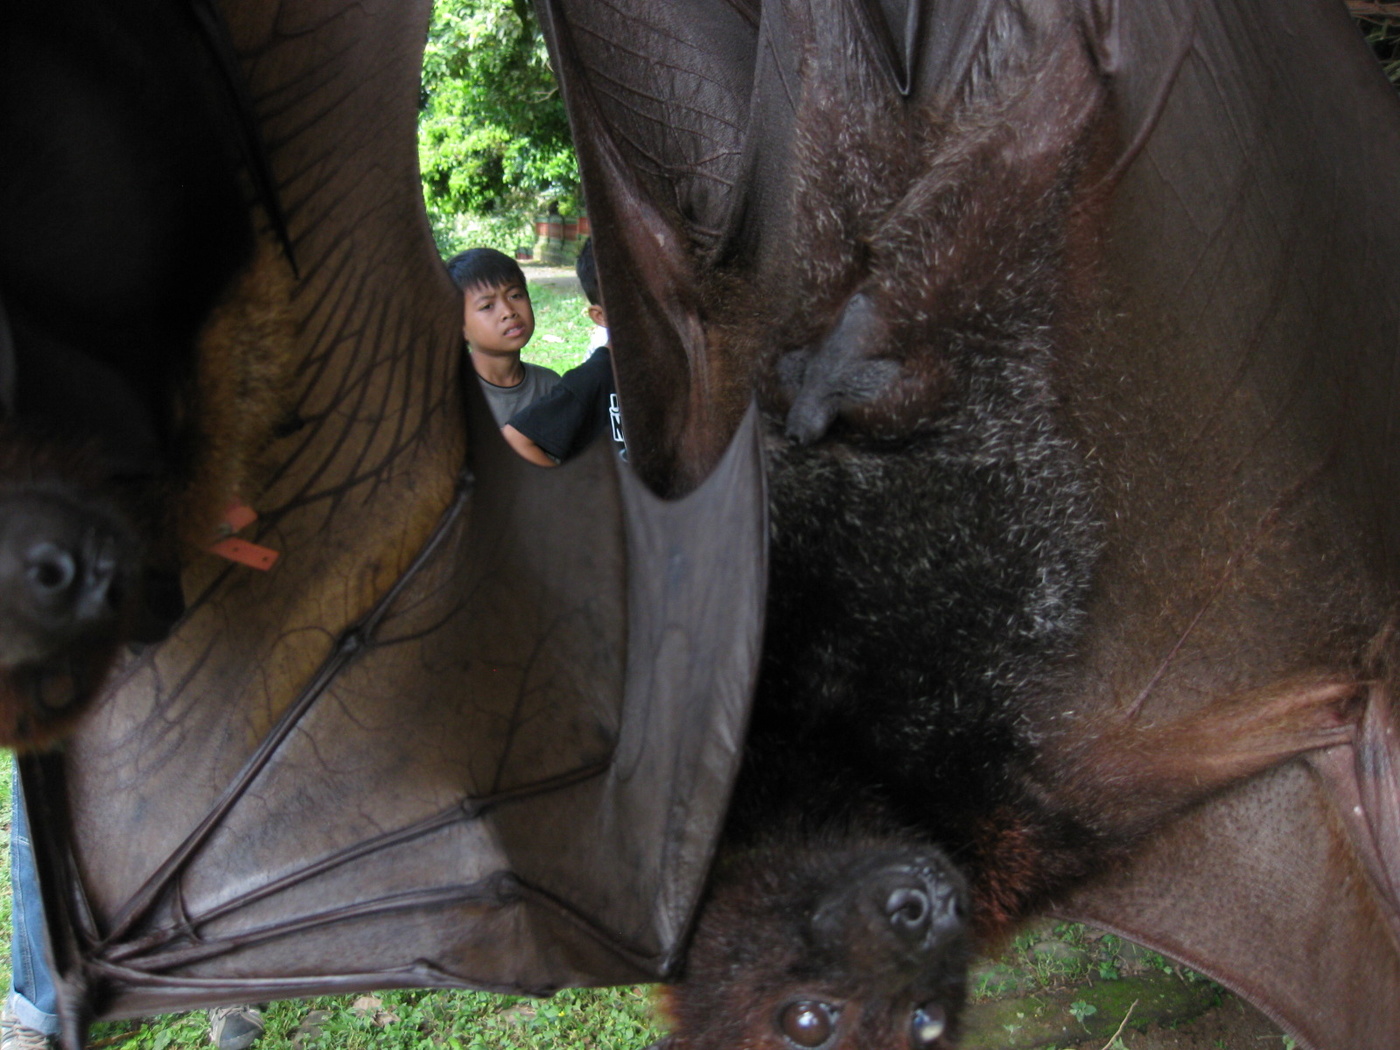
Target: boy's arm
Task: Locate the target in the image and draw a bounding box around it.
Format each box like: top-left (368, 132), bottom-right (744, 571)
top-left (501, 424), bottom-right (558, 467)
top-left (506, 363), bottom-right (600, 464)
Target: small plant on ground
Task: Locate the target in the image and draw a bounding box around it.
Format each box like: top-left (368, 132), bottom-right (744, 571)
top-left (1069, 999), bottom-right (1098, 1028)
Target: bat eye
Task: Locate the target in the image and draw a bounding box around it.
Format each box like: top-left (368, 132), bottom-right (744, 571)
top-left (778, 1000), bottom-right (838, 1048)
top-left (910, 1004), bottom-right (946, 1047)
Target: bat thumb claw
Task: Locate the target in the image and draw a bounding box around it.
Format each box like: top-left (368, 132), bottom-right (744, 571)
top-left (785, 393), bottom-right (838, 444)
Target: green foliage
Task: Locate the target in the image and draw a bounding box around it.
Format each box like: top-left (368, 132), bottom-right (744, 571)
top-left (1096, 933), bottom-right (1121, 978)
top-left (1006, 923), bottom-right (1094, 989)
top-left (429, 209), bottom-right (537, 261)
top-left (1359, 14), bottom-right (1400, 87)
top-left (269, 987), bottom-right (661, 1050)
top-left (1138, 949), bottom-right (1175, 976)
top-left (970, 962), bottom-right (1028, 1001)
top-left (419, 0), bottom-right (581, 252)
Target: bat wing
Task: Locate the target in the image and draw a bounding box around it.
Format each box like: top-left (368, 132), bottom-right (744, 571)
top-left (534, 0), bottom-right (776, 493)
top-left (540, 0), bottom-right (1400, 1046)
top-left (24, 0), bottom-right (765, 1042)
top-left (1051, 2), bottom-right (1400, 1046)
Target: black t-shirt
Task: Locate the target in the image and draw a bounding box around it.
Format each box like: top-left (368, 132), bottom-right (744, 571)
top-left (507, 346), bottom-right (627, 462)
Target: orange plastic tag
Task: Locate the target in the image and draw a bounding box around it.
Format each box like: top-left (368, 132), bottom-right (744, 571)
top-left (220, 502), bottom-right (259, 535)
top-left (208, 537), bottom-right (280, 571)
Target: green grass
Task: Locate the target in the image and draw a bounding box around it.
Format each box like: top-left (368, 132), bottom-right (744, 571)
top-left (971, 920), bottom-right (1222, 1004)
top-left (521, 282), bottom-right (595, 376)
top-left (82, 986), bottom-right (665, 1050)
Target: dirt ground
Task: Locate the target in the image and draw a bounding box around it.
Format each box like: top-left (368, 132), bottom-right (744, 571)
top-left (1106, 996), bottom-right (1285, 1050)
top-left (519, 260), bottom-right (582, 291)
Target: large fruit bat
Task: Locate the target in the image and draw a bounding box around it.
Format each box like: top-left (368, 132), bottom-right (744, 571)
top-left (8, 2), bottom-right (1400, 1050)
top-left (6, 0), bottom-right (765, 1044)
top-left (535, 1), bottom-right (1400, 1047)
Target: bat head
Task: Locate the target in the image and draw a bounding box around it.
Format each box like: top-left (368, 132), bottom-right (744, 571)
top-left (664, 839), bottom-right (970, 1050)
top-left (0, 435), bottom-right (141, 748)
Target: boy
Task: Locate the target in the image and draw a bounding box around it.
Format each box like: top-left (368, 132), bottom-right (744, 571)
top-left (445, 248), bottom-right (558, 425)
top-left (502, 240), bottom-right (626, 465)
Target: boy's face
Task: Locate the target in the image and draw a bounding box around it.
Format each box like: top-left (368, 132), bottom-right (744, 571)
top-left (462, 281), bottom-right (534, 355)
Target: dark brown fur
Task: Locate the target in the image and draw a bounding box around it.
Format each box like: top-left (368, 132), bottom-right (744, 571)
top-left (0, 432), bottom-right (137, 746)
top-left (671, 838), bottom-right (971, 1050)
top-left (171, 230), bottom-right (298, 557)
top-left (656, 7), bottom-right (1375, 1048)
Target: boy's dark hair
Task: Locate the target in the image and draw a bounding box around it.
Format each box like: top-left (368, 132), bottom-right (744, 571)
top-left (445, 247), bottom-right (526, 294)
top-left (575, 238), bottom-right (600, 306)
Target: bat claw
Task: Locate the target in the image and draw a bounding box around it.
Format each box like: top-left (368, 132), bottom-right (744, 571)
top-left (777, 293), bottom-right (906, 443)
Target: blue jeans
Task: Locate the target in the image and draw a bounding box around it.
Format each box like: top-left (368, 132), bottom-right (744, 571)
top-left (8, 765), bottom-right (59, 1036)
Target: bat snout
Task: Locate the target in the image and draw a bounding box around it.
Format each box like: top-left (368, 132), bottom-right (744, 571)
top-left (0, 493), bottom-right (134, 667)
top-left (882, 878), bottom-right (954, 945)
top-left (870, 865), bottom-right (965, 953)
top-left (810, 853), bottom-right (969, 972)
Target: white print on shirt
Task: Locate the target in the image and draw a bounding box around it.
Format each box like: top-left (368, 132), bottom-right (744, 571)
top-left (609, 393), bottom-right (627, 460)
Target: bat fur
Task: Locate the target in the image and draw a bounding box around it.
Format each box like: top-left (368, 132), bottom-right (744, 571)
top-left (17, 2), bottom-right (1400, 1049)
top-left (172, 229), bottom-right (298, 559)
top-left (655, 7), bottom-right (1373, 1047)
top-left (0, 238), bottom-right (295, 750)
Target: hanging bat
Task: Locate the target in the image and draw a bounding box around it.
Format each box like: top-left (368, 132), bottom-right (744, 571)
top-left (0, 0), bottom-right (299, 747)
top-left (537, 0), bottom-right (1400, 1047)
top-left (14, 3), bottom-right (1400, 1050)
top-left (9, 0), bottom-right (764, 1046)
